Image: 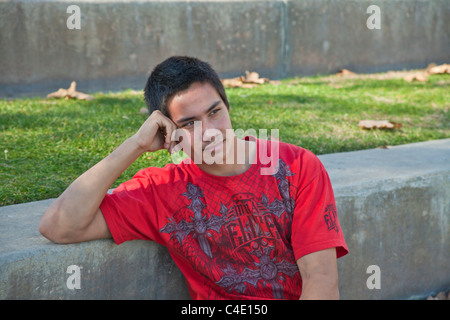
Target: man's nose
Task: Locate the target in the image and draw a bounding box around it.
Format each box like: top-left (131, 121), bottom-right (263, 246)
top-left (201, 119), bottom-right (214, 135)
top-left (201, 119), bottom-right (214, 138)
top-left (201, 120), bottom-right (221, 144)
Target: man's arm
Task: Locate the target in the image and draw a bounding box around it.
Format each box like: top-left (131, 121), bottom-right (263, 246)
top-left (296, 248), bottom-right (340, 300)
top-left (39, 111), bottom-right (178, 244)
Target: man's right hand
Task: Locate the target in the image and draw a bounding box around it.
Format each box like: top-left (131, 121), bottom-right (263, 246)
top-left (132, 110), bottom-right (179, 154)
top-left (39, 110), bottom-right (181, 244)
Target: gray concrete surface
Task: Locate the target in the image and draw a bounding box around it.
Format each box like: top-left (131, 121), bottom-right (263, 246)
top-left (0, 139), bottom-right (449, 299)
top-left (322, 139), bottom-right (450, 299)
top-left (1, 0), bottom-right (449, 97)
top-left (0, 200), bottom-right (191, 299)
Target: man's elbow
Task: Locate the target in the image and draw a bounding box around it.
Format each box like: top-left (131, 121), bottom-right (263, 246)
top-left (39, 207), bottom-right (71, 244)
top-left (39, 217), bottom-right (59, 243)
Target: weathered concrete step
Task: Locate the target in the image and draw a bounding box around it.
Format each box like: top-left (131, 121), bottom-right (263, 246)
top-left (1, 139), bottom-right (449, 299)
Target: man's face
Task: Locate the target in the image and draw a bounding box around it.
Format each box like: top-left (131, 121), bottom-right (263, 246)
top-left (167, 82), bottom-right (233, 164)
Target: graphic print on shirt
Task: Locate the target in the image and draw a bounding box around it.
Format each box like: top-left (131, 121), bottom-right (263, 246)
top-left (216, 245), bottom-right (299, 299)
top-left (159, 183), bottom-right (228, 258)
top-left (324, 203), bottom-right (339, 233)
top-left (159, 159), bottom-right (301, 298)
top-left (272, 159), bottom-right (296, 217)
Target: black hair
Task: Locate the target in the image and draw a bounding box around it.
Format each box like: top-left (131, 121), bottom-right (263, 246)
top-left (144, 56), bottom-right (229, 118)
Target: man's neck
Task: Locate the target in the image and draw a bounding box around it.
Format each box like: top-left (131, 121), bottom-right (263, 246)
top-left (197, 136), bottom-right (257, 177)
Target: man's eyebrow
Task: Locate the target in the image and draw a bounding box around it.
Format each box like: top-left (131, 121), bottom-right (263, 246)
top-left (176, 100), bottom-right (222, 125)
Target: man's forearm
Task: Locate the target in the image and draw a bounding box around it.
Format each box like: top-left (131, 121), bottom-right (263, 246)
top-left (42, 136), bottom-right (144, 233)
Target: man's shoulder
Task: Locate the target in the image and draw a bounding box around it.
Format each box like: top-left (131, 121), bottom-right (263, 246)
top-left (262, 138), bottom-right (320, 164)
top-left (259, 139), bottom-right (325, 181)
top-left (132, 161), bottom-right (189, 183)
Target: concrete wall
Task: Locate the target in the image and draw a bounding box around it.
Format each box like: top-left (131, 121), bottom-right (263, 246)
top-left (0, 0), bottom-right (449, 97)
top-left (1, 139), bottom-right (449, 300)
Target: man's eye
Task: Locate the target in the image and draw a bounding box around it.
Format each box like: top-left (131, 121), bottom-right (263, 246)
top-left (183, 121), bottom-right (194, 127)
top-left (210, 109), bottom-right (220, 116)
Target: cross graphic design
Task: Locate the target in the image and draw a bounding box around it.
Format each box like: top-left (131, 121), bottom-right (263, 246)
top-left (216, 245), bottom-right (299, 299)
top-left (272, 159), bottom-right (295, 216)
top-left (260, 193), bottom-right (285, 218)
top-left (160, 182), bottom-right (229, 258)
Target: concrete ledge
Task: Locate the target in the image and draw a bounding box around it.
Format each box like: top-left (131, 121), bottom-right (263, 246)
top-left (0, 199), bottom-right (191, 299)
top-left (1, 139), bottom-right (449, 299)
top-left (323, 139), bottom-right (450, 299)
top-left (1, 0), bottom-right (449, 97)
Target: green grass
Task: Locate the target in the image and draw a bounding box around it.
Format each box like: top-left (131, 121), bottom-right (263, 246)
top-left (1, 73), bottom-right (449, 206)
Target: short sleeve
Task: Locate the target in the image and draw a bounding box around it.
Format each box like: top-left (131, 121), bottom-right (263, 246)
top-left (291, 157), bottom-right (348, 261)
top-left (99, 169), bottom-right (168, 245)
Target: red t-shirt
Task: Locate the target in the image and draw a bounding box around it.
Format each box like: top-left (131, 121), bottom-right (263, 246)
top-left (100, 136), bottom-right (348, 300)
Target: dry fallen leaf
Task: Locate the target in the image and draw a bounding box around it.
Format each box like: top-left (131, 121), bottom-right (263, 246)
top-left (358, 120), bottom-right (402, 130)
top-left (425, 63), bottom-right (437, 73)
top-left (221, 71), bottom-right (277, 88)
top-left (221, 77), bottom-right (258, 88)
top-left (427, 63), bottom-right (450, 75)
top-left (404, 73), bottom-right (428, 82)
top-left (244, 70), bottom-right (267, 84)
top-left (47, 81), bottom-right (93, 101)
top-left (403, 63), bottom-right (449, 82)
top-left (336, 69), bottom-right (357, 77)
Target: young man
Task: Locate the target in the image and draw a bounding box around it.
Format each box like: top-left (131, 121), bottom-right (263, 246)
top-left (39, 56), bottom-right (348, 300)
